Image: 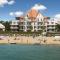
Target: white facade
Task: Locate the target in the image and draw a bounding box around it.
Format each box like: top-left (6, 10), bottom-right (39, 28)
top-left (46, 18), bottom-right (56, 32)
top-left (10, 20), bottom-right (19, 32)
top-left (10, 12), bottom-right (50, 33)
top-left (10, 18), bottom-right (58, 33)
top-left (18, 13), bottom-right (45, 32)
top-left (10, 17), bottom-right (58, 33)
top-left (10, 10), bottom-right (59, 33)
top-left (0, 23), bottom-right (5, 31)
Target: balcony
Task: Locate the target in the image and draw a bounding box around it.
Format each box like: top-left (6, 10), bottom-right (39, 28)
top-left (10, 27), bottom-right (18, 29)
top-left (10, 23), bottom-right (18, 25)
top-left (47, 27), bottom-right (55, 29)
top-left (37, 28), bottom-right (42, 30)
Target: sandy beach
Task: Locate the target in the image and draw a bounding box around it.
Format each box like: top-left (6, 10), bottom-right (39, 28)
top-left (0, 35), bottom-right (60, 45)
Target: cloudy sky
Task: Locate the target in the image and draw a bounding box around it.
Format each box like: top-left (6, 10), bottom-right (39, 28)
top-left (0, 0), bottom-right (60, 21)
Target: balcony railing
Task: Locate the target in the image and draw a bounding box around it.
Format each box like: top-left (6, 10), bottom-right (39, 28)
top-left (10, 27), bottom-right (18, 29)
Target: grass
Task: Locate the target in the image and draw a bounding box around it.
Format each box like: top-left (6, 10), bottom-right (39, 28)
top-left (0, 31), bottom-right (42, 36)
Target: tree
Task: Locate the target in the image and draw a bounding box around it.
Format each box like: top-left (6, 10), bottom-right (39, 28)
top-left (55, 24), bottom-right (60, 32)
top-left (0, 21), bottom-right (4, 24)
top-left (3, 21), bottom-right (11, 31)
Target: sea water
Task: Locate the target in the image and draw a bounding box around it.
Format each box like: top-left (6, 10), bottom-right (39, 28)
top-left (0, 44), bottom-right (60, 60)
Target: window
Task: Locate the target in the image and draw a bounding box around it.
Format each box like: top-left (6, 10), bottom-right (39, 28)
top-left (52, 29), bottom-right (54, 31)
top-left (27, 22), bottom-right (31, 25)
top-left (47, 22), bottom-right (49, 24)
top-left (47, 29), bottom-right (49, 31)
top-left (38, 22), bottom-right (40, 25)
top-left (12, 25), bottom-right (17, 27)
top-left (38, 26), bottom-right (41, 29)
top-left (51, 22), bottom-right (54, 24)
top-left (41, 19), bottom-right (42, 21)
top-left (52, 25), bottom-right (54, 27)
top-left (34, 26), bottom-right (36, 28)
top-left (13, 22), bottom-right (16, 24)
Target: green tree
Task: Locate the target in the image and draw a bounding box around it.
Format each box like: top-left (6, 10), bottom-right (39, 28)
top-left (0, 21), bottom-right (5, 24)
top-left (55, 24), bottom-right (60, 32)
top-left (3, 21), bottom-right (11, 31)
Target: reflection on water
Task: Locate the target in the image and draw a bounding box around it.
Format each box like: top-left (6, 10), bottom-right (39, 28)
top-left (0, 45), bottom-right (60, 60)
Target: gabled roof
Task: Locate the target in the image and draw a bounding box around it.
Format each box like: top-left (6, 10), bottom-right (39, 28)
top-left (27, 9), bottom-right (38, 18)
top-left (15, 9), bottom-right (44, 22)
top-left (27, 9), bottom-right (44, 22)
top-left (27, 9), bottom-right (38, 21)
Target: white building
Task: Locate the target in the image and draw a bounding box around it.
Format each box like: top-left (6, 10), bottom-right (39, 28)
top-left (10, 17), bottom-right (57, 33)
top-left (18, 9), bottom-right (45, 32)
top-left (46, 18), bottom-right (56, 33)
top-left (10, 9), bottom-right (58, 33)
top-left (10, 20), bottom-right (19, 32)
top-left (0, 23), bottom-right (5, 31)
top-left (10, 9), bottom-right (47, 33)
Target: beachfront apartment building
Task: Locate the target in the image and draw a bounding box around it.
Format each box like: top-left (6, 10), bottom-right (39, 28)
top-left (19, 16), bottom-right (44, 32)
top-left (10, 9), bottom-right (46, 32)
top-left (46, 18), bottom-right (56, 33)
top-left (10, 9), bottom-right (57, 33)
top-left (10, 20), bottom-right (19, 32)
top-left (10, 17), bottom-right (57, 33)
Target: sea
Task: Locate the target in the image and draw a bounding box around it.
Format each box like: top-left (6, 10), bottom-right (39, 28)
top-left (0, 44), bottom-right (60, 60)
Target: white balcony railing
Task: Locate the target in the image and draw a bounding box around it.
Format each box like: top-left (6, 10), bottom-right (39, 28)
top-left (10, 27), bottom-right (18, 29)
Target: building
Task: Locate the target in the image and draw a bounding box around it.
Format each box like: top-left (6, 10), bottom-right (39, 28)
top-left (10, 9), bottom-right (58, 33)
top-left (19, 9), bottom-right (45, 32)
top-left (46, 18), bottom-right (57, 33)
top-left (10, 9), bottom-right (45, 33)
top-left (0, 23), bottom-right (5, 31)
top-left (10, 20), bottom-right (19, 32)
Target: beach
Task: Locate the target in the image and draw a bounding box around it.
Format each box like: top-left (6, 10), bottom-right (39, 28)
top-left (0, 35), bottom-right (60, 45)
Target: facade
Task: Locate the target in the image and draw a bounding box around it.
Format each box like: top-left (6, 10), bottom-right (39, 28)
top-left (46, 18), bottom-right (57, 33)
top-left (10, 9), bottom-right (58, 33)
top-left (19, 15), bottom-right (44, 32)
top-left (19, 9), bottom-right (46, 32)
top-left (10, 9), bottom-right (45, 33)
top-left (10, 20), bottom-right (19, 32)
top-left (0, 23), bottom-right (5, 31)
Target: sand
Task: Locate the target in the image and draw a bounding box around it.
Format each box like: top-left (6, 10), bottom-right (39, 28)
top-left (0, 35), bottom-right (60, 44)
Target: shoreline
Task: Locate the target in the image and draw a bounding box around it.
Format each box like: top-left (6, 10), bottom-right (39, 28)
top-left (0, 44), bottom-right (60, 47)
top-left (0, 36), bottom-right (60, 45)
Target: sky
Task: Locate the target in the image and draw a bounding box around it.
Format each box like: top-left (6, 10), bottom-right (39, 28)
top-left (0, 0), bottom-right (60, 21)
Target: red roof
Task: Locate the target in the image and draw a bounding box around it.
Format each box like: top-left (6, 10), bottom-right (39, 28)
top-left (27, 9), bottom-right (38, 21)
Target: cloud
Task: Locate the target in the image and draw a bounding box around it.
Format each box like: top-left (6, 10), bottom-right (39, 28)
top-left (15, 11), bottom-right (24, 16)
top-left (9, 12), bottom-right (14, 16)
top-left (54, 14), bottom-right (60, 24)
top-left (9, 11), bottom-right (24, 17)
top-left (55, 14), bottom-right (60, 19)
top-left (32, 4), bottom-right (47, 11)
top-left (8, 0), bottom-right (15, 5)
top-left (0, 0), bottom-right (15, 7)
